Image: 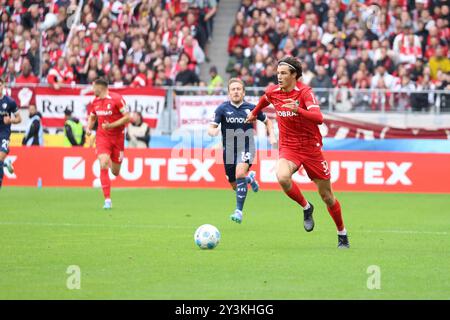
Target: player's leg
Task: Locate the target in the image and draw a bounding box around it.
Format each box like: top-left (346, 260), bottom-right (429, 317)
top-left (110, 161), bottom-right (121, 177)
top-left (246, 169), bottom-right (259, 192)
top-left (0, 136), bottom-right (12, 188)
top-left (98, 153), bottom-right (112, 209)
top-left (0, 151), bottom-right (6, 188)
top-left (231, 162), bottom-right (251, 223)
top-left (313, 179), bottom-right (349, 248)
top-left (276, 158), bottom-right (312, 207)
top-left (224, 162), bottom-right (242, 224)
top-left (276, 157), bottom-right (314, 231)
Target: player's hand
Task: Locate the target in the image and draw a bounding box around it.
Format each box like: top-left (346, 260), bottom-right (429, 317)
top-left (245, 112), bottom-right (256, 123)
top-left (269, 134), bottom-right (278, 148)
top-left (86, 128), bottom-right (92, 136)
top-left (102, 122), bottom-right (111, 130)
top-left (3, 116), bottom-right (11, 125)
top-left (282, 99), bottom-right (299, 113)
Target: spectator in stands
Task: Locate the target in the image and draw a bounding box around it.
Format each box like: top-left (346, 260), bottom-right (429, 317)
top-left (207, 65), bottom-right (223, 93)
top-left (63, 109), bottom-right (85, 147)
top-left (22, 104), bottom-right (43, 146)
top-left (258, 64), bottom-right (278, 87)
top-left (394, 74), bottom-right (416, 112)
top-left (411, 74), bottom-right (435, 112)
top-left (175, 59), bottom-right (200, 86)
top-left (226, 44), bottom-right (250, 78)
top-left (310, 65), bottom-right (333, 107)
top-left (371, 63), bottom-right (398, 90)
top-left (429, 45), bottom-right (450, 80)
top-left (47, 57), bottom-right (74, 89)
top-left (15, 59), bottom-right (39, 84)
top-left (126, 112), bottom-right (150, 148)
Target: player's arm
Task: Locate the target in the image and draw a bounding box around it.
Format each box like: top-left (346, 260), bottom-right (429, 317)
top-left (102, 98), bottom-right (130, 130)
top-left (256, 111), bottom-right (277, 147)
top-left (86, 113), bottom-right (97, 136)
top-left (3, 99), bottom-right (22, 125)
top-left (11, 111), bottom-right (22, 124)
top-left (103, 111), bottom-right (130, 130)
top-left (263, 118), bottom-right (277, 146)
top-left (3, 111), bottom-right (22, 125)
top-left (207, 123), bottom-right (220, 136)
top-left (208, 106), bottom-right (222, 136)
top-left (282, 90), bottom-right (324, 124)
top-left (246, 94), bottom-right (271, 123)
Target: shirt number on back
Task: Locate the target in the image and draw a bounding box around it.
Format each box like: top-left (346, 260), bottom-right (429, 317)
top-left (1, 139), bottom-right (9, 151)
top-left (241, 152), bottom-right (251, 162)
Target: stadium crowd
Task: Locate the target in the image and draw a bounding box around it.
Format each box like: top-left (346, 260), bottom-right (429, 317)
top-left (0, 0), bottom-right (218, 88)
top-left (227, 0), bottom-right (450, 111)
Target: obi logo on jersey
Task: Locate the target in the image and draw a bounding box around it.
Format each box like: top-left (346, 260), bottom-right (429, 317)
top-left (277, 110), bottom-right (297, 117)
top-left (96, 110), bottom-right (113, 116)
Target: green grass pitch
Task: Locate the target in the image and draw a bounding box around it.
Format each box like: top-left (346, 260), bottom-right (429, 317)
top-left (1, 187), bottom-right (449, 299)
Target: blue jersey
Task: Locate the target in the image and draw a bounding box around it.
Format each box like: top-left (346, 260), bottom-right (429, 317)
top-left (0, 94), bottom-right (19, 137)
top-left (211, 100), bottom-right (266, 164)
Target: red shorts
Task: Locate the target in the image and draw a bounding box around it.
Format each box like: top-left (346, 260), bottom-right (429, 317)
top-left (279, 148), bottom-right (330, 181)
top-left (96, 136), bottom-right (125, 164)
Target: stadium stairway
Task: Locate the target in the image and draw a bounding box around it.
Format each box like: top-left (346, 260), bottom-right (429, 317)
top-left (199, 0), bottom-right (241, 83)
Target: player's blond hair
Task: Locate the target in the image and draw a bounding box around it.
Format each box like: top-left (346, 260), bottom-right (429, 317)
top-left (227, 78), bottom-right (245, 91)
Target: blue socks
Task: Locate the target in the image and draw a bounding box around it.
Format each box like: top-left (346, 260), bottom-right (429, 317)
top-left (235, 177), bottom-right (248, 211)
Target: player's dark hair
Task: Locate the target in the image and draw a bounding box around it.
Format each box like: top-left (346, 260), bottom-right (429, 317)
top-left (94, 78), bottom-right (108, 87)
top-left (0, 78), bottom-right (4, 84)
top-left (278, 56), bottom-right (303, 79)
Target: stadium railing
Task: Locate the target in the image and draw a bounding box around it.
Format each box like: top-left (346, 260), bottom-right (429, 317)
top-left (6, 84), bottom-right (450, 135)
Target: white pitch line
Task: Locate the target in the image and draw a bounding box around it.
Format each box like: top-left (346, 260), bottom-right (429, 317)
top-left (0, 221), bottom-right (448, 236)
top-left (352, 229), bottom-right (448, 236)
top-left (0, 221), bottom-right (191, 230)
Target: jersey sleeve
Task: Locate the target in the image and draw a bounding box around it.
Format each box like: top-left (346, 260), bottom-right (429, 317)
top-left (117, 96), bottom-right (127, 114)
top-left (9, 98), bottom-right (18, 114)
top-left (301, 88), bottom-right (320, 110)
top-left (88, 99), bottom-right (96, 116)
top-left (211, 105), bottom-right (223, 125)
top-left (256, 110), bottom-right (267, 122)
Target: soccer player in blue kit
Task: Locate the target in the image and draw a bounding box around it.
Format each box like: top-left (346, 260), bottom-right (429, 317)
top-left (208, 78), bottom-right (277, 223)
top-left (0, 78), bottom-right (22, 188)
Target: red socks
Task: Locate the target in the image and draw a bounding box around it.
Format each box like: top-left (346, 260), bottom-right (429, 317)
top-left (327, 199), bottom-right (345, 232)
top-left (285, 182), bottom-right (308, 207)
top-left (100, 168), bottom-right (111, 199)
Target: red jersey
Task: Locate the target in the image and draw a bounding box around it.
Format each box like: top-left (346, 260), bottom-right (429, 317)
top-left (263, 82), bottom-right (323, 151)
top-left (90, 92), bottom-right (127, 140)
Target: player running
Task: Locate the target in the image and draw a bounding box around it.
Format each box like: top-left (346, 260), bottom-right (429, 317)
top-left (0, 78), bottom-right (22, 189)
top-left (86, 78), bottom-right (130, 209)
top-left (246, 57), bottom-right (349, 248)
top-left (208, 78), bottom-right (277, 224)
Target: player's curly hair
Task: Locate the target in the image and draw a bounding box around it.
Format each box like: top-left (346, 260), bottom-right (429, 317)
top-left (278, 56), bottom-right (303, 79)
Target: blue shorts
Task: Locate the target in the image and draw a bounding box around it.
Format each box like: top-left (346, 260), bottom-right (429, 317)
top-left (223, 150), bottom-right (254, 183)
top-left (0, 133), bottom-right (11, 154)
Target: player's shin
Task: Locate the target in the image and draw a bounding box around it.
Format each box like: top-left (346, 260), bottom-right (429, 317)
top-left (285, 182), bottom-right (309, 209)
top-left (327, 199), bottom-right (346, 234)
top-left (100, 168), bottom-right (111, 200)
top-left (235, 177), bottom-right (248, 211)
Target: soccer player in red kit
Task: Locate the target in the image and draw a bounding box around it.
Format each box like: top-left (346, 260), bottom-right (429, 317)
top-left (246, 56), bottom-right (349, 248)
top-left (86, 78), bottom-right (130, 209)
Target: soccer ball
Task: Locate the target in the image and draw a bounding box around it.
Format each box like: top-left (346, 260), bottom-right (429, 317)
top-left (194, 224), bottom-right (221, 249)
